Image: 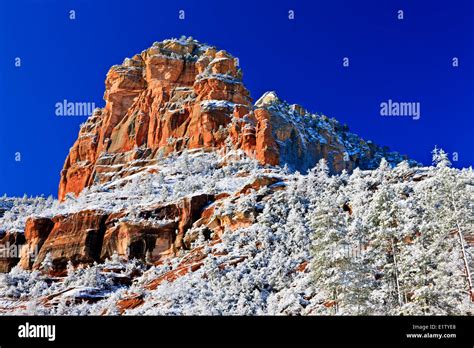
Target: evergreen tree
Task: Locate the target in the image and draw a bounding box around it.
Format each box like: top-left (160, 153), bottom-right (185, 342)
top-left (311, 195), bottom-right (350, 314)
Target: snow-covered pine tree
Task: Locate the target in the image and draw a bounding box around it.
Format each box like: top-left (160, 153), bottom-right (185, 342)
top-left (311, 200), bottom-right (344, 314)
top-left (40, 253), bottom-right (54, 274)
top-left (310, 174), bottom-right (355, 314)
top-left (342, 184), bottom-right (375, 315)
top-left (364, 161), bottom-right (405, 314)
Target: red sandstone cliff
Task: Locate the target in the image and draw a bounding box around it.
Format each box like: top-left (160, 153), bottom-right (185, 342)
top-left (59, 37), bottom-right (410, 201)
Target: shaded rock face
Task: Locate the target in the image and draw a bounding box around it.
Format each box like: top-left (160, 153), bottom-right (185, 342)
top-left (59, 37), bottom-right (411, 201)
top-left (19, 217), bottom-right (54, 269)
top-left (101, 221), bottom-right (176, 262)
top-left (100, 194), bottom-right (213, 263)
top-left (254, 92), bottom-right (412, 174)
top-left (0, 231), bottom-right (26, 272)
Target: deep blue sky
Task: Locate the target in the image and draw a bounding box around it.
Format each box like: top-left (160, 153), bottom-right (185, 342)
top-left (0, 0), bottom-right (473, 197)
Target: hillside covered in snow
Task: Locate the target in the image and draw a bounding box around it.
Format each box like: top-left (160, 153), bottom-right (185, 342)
top-left (0, 148), bottom-right (472, 315)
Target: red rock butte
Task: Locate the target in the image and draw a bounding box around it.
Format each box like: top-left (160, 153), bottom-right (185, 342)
top-left (59, 37), bottom-right (410, 201)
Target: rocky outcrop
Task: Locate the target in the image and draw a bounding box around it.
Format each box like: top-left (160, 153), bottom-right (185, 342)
top-left (12, 194), bottom-right (214, 273)
top-left (32, 210), bottom-right (108, 273)
top-left (59, 37), bottom-right (412, 201)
